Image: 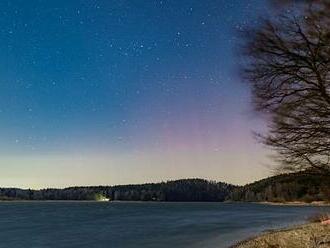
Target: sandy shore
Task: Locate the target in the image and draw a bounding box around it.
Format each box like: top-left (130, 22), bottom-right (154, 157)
top-left (232, 223), bottom-right (330, 248)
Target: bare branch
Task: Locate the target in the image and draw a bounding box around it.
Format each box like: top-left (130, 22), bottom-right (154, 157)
top-left (241, 1), bottom-right (330, 176)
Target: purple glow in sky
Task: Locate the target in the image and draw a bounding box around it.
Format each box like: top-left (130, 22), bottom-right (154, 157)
top-left (0, 0), bottom-right (272, 188)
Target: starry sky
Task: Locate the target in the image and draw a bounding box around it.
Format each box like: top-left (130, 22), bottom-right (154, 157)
top-left (0, 0), bottom-right (271, 188)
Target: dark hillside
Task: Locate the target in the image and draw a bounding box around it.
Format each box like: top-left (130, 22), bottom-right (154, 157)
top-left (0, 179), bottom-right (234, 202)
top-left (0, 173), bottom-right (329, 202)
top-left (230, 172), bottom-right (330, 203)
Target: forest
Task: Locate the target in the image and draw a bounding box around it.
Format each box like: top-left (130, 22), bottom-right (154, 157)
top-left (0, 172), bottom-right (329, 202)
top-left (0, 179), bottom-right (233, 202)
top-left (230, 171), bottom-right (330, 203)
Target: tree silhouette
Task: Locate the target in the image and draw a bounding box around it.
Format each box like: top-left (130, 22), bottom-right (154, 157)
top-left (242, 1), bottom-right (330, 175)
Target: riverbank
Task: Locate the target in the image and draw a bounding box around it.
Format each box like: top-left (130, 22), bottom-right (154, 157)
top-left (232, 222), bottom-right (330, 248)
top-left (256, 201), bottom-right (330, 206)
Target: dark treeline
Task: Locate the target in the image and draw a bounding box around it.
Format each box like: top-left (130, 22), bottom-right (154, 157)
top-left (230, 172), bottom-right (330, 203)
top-left (0, 179), bottom-right (234, 202)
top-left (0, 173), bottom-right (329, 202)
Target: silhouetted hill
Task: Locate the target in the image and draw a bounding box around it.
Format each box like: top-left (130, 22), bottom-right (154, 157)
top-left (0, 178), bottom-right (234, 202)
top-left (230, 171), bottom-right (330, 203)
top-left (0, 173), bottom-right (329, 202)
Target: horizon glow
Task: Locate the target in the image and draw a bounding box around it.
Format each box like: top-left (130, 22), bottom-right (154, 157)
top-left (0, 0), bottom-right (272, 188)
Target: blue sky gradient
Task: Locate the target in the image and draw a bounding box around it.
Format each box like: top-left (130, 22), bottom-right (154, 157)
top-left (0, 0), bottom-right (271, 188)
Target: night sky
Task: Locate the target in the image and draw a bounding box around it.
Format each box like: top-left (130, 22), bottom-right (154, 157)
top-left (0, 0), bottom-right (271, 188)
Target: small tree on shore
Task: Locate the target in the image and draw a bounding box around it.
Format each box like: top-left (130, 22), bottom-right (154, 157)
top-left (242, 1), bottom-right (330, 175)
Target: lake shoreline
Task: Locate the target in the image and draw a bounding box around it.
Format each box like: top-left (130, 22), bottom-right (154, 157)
top-left (231, 222), bottom-right (330, 248)
top-left (225, 200), bottom-right (330, 206)
top-left (255, 200), bottom-right (330, 206)
top-left (0, 199), bottom-right (329, 206)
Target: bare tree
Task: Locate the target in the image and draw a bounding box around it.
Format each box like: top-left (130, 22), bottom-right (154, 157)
top-left (242, 1), bottom-right (330, 175)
